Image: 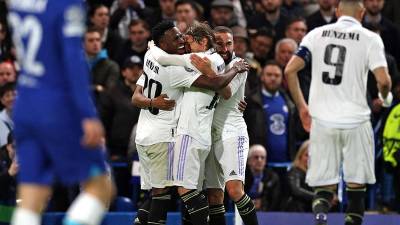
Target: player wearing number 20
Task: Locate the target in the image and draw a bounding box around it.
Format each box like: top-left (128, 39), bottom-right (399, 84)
top-left (8, 1), bottom-right (114, 225)
top-left (285, 1), bottom-right (392, 225)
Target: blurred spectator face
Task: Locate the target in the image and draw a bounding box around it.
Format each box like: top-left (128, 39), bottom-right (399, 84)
top-left (248, 145), bottom-right (267, 173)
top-left (6, 141), bottom-right (15, 160)
top-left (285, 20), bottom-right (307, 44)
top-left (211, 7), bottom-right (233, 27)
top-left (84, 31), bottom-right (102, 57)
top-left (129, 23), bottom-right (150, 47)
top-left (0, 22), bottom-right (6, 43)
top-left (215, 32), bottom-right (234, 63)
top-left (261, 64), bottom-right (283, 93)
top-left (0, 63), bottom-right (16, 83)
top-left (261, 0), bottom-right (282, 13)
top-left (90, 6), bottom-right (110, 30)
top-left (176, 3), bottom-right (197, 24)
top-left (160, 27), bottom-right (186, 55)
top-left (318, 0), bottom-right (336, 11)
top-left (160, 0), bottom-right (176, 17)
top-left (1, 89), bottom-right (16, 112)
top-left (122, 65), bottom-right (143, 85)
top-left (364, 0), bottom-right (384, 16)
top-left (250, 35), bottom-right (273, 60)
top-left (233, 37), bottom-right (248, 58)
top-left (275, 41), bottom-right (296, 68)
top-left (299, 148), bottom-right (309, 169)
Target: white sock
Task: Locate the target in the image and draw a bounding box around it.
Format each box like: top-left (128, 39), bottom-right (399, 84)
top-left (64, 193), bottom-right (106, 225)
top-left (11, 207), bottom-right (40, 225)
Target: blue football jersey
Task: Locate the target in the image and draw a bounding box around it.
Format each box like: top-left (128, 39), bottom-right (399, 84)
top-left (8, 0), bottom-right (96, 120)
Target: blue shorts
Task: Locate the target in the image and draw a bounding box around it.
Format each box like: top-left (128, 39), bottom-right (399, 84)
top-left (14, 114), bottom-right (107, 186)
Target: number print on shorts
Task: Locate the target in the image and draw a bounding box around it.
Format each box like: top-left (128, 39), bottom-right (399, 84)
top-left (322, 44), bottom-right (347, 85)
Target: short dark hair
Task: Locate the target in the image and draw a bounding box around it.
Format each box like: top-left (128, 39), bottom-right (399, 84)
top-left (88, 4), bottom-right (108, 18)
top-left (152, 21), bottom-right (176, 46)
top-left (213, 26), bottom-right (233, 35)
top-left (285, 17), bottom-right (307, 31)
top-left (251, 27), bottom-right (275, 40)
top-left (85, 26), bottom-right (102, 36)
top-left (0, 82), bottom-right (16, 98)
top-left (264, 60), bottom-right (281, 70)
top-left (128, 19), bottom-right (150, 31)
top-left (186, 22), bottom-right (215, 49)
top-left (175, 0), bottom-right (197, 10)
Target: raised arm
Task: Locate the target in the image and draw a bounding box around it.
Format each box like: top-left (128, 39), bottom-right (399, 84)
top-left (149, 45), bottom-right (190, 67)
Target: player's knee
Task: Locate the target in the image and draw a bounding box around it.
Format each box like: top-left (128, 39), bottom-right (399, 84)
top-left (207, 188), bottom-right (224, 205)
top-left (226, 181), bottom-right (244, 201)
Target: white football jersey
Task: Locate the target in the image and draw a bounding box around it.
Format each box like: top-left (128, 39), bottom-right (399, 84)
top-left (177, 49), bottom-right (225, 145)
top-left (300, 16), bottom-right (388, 128)
top-left (212, 55), bottom-right (248, 141)
top-left (135, 51), bottom-right (201, 145)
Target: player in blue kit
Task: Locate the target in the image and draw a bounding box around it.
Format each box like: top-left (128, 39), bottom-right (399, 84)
top-left (8, 1), bottom-right (114, 225)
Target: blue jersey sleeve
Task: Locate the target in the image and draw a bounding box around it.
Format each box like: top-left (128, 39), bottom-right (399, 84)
top-left (59, 2), bottom-right (97, 119)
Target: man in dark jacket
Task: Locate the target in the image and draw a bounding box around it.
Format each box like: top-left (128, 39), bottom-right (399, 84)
top-left (0, 133), bottom-right (17, 206)
top-left (244, 61), bottom-right (297, 162)
top-left (306, 0), bottom-right (337, 31)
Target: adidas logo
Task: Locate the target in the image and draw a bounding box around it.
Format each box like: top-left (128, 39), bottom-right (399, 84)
top-left (229, 170), bottom-right (237, 176)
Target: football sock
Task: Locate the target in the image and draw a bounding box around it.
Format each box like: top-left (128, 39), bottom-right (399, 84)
top-left (234, 194), bottom-right (258, 225)
top-left (63, 193), bottom-right (105, 225)
top-left (134, 198), bottom-right (151, 225)
top-left (345, 186), bottom-right (366, 225)
top-left (148, 192), bottom-right (171, 225)
top-left (312, 188), bottom-right (334, 225)
top-left (181, 190), bottom-right (209, 225)
top-left (209, 204), bottom-right (226, 225)
top-left (11, 207), bottom-right (40, 225)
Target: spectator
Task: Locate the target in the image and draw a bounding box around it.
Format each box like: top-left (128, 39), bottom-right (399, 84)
top-left (116, 19), bottom-right (150, 66)
top-left (149, 0), bottom-right (177, 27)
top-left (109, 0), bottom-right (151, 39)
top-left (275, 38), bottom-right (297, 71)
top-left (89, 4), bottom-right (123, 60)
top-left (285, 17), bottom-right (308, 44)
top-left (209, 0), bottom-right (238, 27)
top-left (0, 62), bottom-right (16, 84)
top-left (245, 144), bottom-right (281, 211)
top-left (99, 56), bottom-right (142, 160)
top-left (282, 0), bottom-right (305, 17)
top-left (248, 0), bottom-right (291, 41)
top-left (306, 0), bottom-right (337, 31)
top-left (244, 61), bottom-right (297, 163)
top-left (175, 0), bottom-right (201, 32)
top-left (0, 82), bottom-right (15, 147)
top-left (0, 20), bottom-right (14, 62)
top-left (363, 0), bottom-right (400, 68)
top-left (383, 0), bottom-right (400, 30)
top-left (0, 133), bottom-right (17, 206)
top-left (231, 26), bottom-right (262, 95)
top-left (84, 28), bottom-right (120, 96)
top-left (249, 28), bottom-right (275, 66)
top-left (285, 140), bottom-right (314, 212)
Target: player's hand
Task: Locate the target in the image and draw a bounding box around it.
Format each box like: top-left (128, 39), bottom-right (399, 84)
top-left (232, 60), bottom-right (249, 73)
top-left (238, 98), bottom-right (247, 113)
top-left (151, 94), bottom-right (176, 111)
top-left (147, 40), bottom-right (155, 50)
top-left (371, 98), bottom-right (383, 113)
top-left (299, 106), bottom-right (311, 132)
top-left (190, 54), bottom-right (216, 77)
top-left (82, 119), bottom-right (105, 148)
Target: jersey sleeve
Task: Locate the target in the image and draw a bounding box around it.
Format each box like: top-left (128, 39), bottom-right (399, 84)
top-left (60, 2), bottom-right (97, 119)
top-left (296, 29), bottom-right (315, 63)
top-left (137, 73), bottom-right (146, 87)
top-left (230, 72), bottom-right (247, 95)
top-left (149, 46), bottom-right (191, 67)
top-left (368, 34), bottom-right (388, 71)
top-left (167, 66), bottom-right (201, 88)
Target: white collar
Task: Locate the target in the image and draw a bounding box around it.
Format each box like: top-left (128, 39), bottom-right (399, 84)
top-left (338, 16), bottom-right (362, 27)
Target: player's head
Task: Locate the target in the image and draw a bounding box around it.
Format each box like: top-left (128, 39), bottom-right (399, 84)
top-left (152, 21), bottom-right (186, 55)
top-left (336, 0), bottom-right (365, 21)
top-left (185, 21), bottom-right (215, 53)
top-left (248, 144), bottom-right (267, 173)
top-left (213, 26), bottom-right (234, 63)
top-left (84, 27), bottom-right (102, 57)
top-left (261, 60), bottom-right (283, 94)
top-left (0, 82), bottom-right (16, 112)
top-left (293, 140), bottom-right (310, 170)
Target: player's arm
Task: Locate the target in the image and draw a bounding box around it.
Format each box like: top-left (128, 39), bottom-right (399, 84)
top-left (285, 47), bottom-right (311, 132)
top-left (373, 67), bottom-right (392, 106)
top-left (149, 45), bottom-right (191, 67)
top-left (192, 60), bottom-right (249, 91)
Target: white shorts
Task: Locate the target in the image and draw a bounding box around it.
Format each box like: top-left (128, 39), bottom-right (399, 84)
top-left (306, 120), bottom-right (376, 187)
top-left (136, 142), bottom-right (175, 190)
top-left (205, 136), bottom-right (249, 189)
top-left (173, 134), bottom-right (210, 190)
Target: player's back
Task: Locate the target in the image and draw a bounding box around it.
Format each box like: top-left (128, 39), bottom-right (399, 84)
top-left (303, 16), bottom-right (387, 127)
top-left (9, 0), bottom-right (96, 123)
top-left (177, 50), bottom-right (225, 146)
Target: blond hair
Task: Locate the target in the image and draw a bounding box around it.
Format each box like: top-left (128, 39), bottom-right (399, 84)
top-left (293, 140), bottom-right (309, 169)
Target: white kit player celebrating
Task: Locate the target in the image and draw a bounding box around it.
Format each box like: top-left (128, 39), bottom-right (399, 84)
top-left (285, 1), bottom-right (392, 225)
top-left (133, 21), bottom-right (249, 225)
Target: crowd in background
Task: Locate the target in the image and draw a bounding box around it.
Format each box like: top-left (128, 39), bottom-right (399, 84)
top-left (0, 0), bottom-right (400, 214)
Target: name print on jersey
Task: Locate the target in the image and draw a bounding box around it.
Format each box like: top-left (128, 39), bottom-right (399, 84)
top-left (321, 30), bottom-right (360, 41)
top-left (145, 59), bottom-right (159, 74)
